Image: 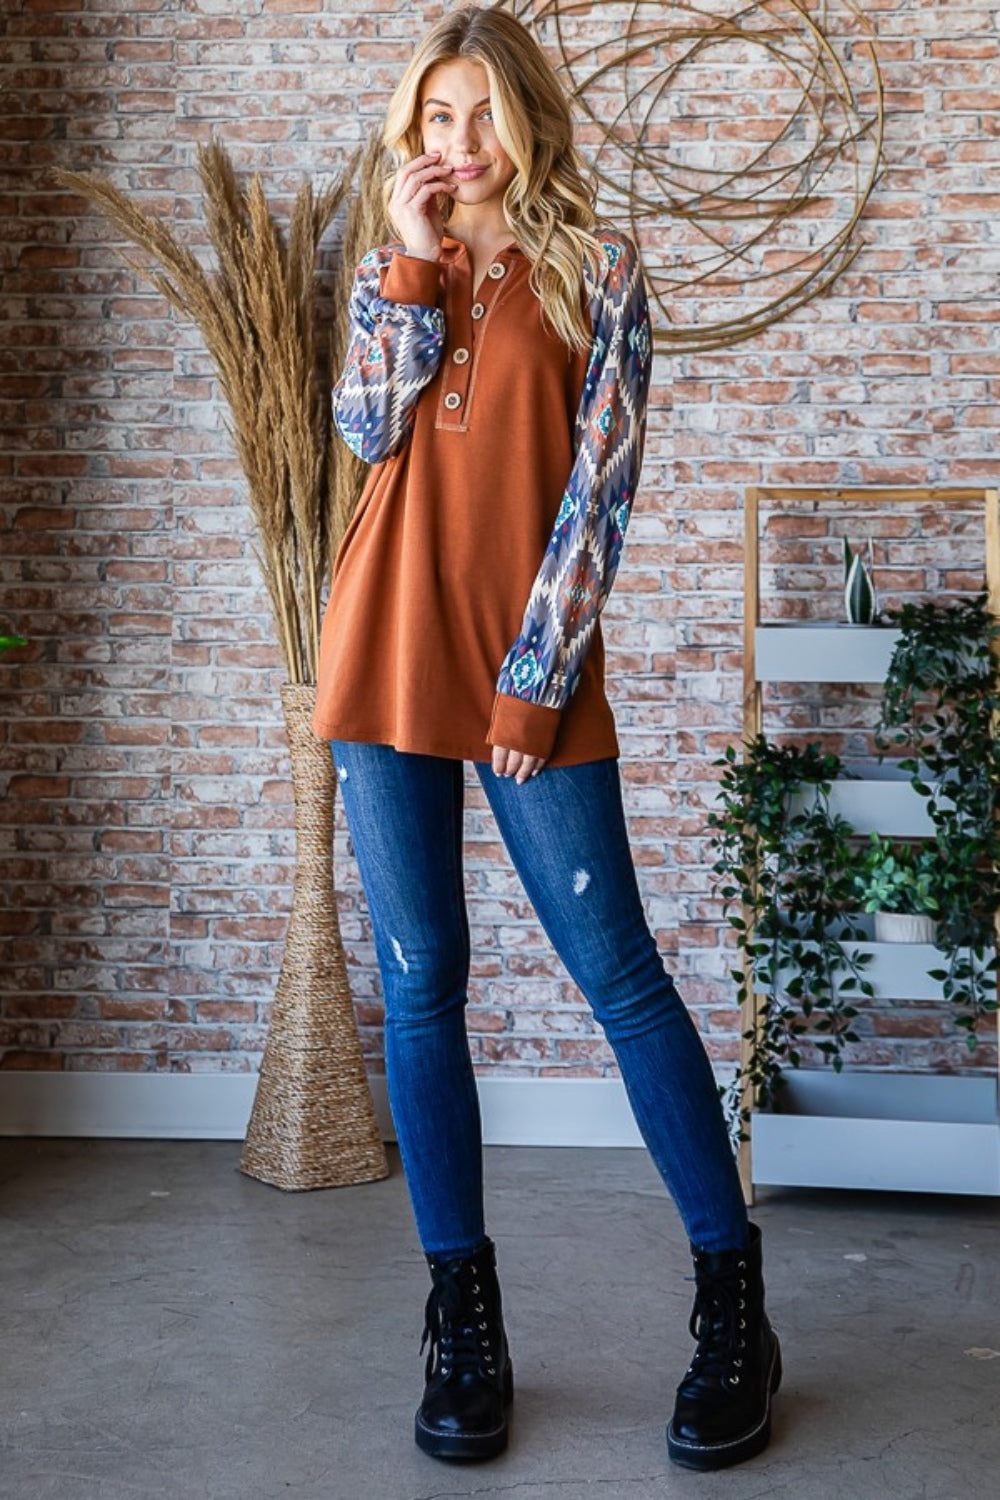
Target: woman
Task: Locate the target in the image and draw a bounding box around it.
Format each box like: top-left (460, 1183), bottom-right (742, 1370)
top-left (313, 2), bottom-right (781, 1473)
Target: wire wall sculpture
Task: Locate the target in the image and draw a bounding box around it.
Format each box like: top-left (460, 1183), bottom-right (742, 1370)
top-left (512, 1), bottom-right (885, 352)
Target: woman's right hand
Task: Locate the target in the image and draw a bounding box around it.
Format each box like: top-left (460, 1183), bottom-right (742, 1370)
top-left (387, 151), bottom-right (456, 262)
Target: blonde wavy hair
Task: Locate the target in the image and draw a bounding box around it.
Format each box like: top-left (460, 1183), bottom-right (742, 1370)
top-left (381, 3), bottom-right (604, 352)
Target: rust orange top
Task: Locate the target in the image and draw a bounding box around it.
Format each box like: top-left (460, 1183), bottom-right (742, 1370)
top-left (312, 229), bottom-right (653, 765)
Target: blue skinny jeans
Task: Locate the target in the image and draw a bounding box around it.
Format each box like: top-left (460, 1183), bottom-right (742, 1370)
top-left (330, 741), bottom-right (749, 1256)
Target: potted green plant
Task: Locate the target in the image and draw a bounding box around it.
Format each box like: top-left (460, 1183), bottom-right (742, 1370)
top-left (0, 634), bottom-right (27, 653)
top-left (711, 589), bottom-right (1000, 1138)
top-left (853, 832), bottom-right (940, 942)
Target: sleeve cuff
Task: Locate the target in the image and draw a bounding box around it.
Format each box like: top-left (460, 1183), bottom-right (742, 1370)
top-left (487, 692), bottom-right (562, 761)
top-left (380, 251), bottom-right (442, 307)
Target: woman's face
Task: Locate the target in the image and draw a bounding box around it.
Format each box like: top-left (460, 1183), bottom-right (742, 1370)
top-left (418, 57), bottom-right (517, 214)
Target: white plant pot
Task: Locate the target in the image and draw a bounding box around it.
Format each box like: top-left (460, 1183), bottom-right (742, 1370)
top-left (873, 910), bottom-right (939, 944)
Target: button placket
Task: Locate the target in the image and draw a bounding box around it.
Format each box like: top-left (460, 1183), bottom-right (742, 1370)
top-left (438, 248), bottom-right (515, 428)
top-left (439, 250), bottom-right (474, 426)
top-left (469, 255), bottom-right (508, 325)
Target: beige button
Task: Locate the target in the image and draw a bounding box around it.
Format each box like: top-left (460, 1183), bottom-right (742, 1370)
top-left (444, 391), bottom-right (462, 410)
top-left (471, 301), bottom-right (486, 320)
top-left (487, 262), bottom-right (506, 279)
top-left (453, 346), bottom-right (470, 364)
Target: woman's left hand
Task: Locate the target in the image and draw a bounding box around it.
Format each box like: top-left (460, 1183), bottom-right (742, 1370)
top-left (491, 745), bottom-right (547, 784)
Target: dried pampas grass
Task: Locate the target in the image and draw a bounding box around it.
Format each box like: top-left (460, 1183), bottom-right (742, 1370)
top-left (53, 133), bottom-right (390, 684)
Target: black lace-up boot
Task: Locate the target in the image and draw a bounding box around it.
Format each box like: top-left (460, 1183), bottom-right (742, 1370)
top-left (415, 1235), bottom-right (513, 1461)
top-left (666, 1221), bottom-right (781, 1471)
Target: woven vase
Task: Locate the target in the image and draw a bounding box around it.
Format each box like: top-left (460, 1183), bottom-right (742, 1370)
top-left (240, 682), bottom-right (388, 1190)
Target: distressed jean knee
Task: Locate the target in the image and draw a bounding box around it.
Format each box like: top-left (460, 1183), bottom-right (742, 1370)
top-left (376, 937), bottom-right (470, 1029)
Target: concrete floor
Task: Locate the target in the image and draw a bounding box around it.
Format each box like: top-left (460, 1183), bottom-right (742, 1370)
top-left (1, 1140), bottom-right (998, 1500)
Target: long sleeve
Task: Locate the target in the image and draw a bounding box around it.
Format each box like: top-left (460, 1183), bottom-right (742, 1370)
top-left (332, 244), bottom-right (446, 465)
top-left (488, 230), bottom-right (653, 760)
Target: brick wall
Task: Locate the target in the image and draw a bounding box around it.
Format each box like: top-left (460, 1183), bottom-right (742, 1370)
top-left (1, 2), bottom-right (997, 1085)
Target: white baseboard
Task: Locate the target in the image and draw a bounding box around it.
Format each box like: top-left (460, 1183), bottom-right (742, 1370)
top-left (0, 1072), bottom-right (648, 1147)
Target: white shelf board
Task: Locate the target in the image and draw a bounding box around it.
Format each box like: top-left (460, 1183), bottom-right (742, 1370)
top-left (754, 624), bottom-right (901, 682)
top-left (844, 940), bottom-right (945, 1001)
top-left (768, 934), bottom-right (949, 1002)
top-left (752, 1072), bottom-right (1000, 1194)
top-left (789, 760), bottom-right (936, 836)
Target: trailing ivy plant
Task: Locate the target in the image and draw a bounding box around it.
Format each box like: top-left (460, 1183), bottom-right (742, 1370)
top-left (707, 738), bottom-right (874, 1137)
top-left (876, 589), bottom-right (1000, 1044)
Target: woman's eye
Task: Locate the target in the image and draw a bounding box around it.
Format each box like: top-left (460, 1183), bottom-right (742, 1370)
top-left (425, 108), bottom-right (491, 125)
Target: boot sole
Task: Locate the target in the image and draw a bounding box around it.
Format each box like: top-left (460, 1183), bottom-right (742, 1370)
top-left (666, 1335), bottom-right (782, 1472)
top-left (414, 1360), bottom-right (514, 1462)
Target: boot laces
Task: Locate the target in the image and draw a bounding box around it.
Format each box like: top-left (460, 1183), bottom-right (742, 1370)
top-left (686, 1256), bottom-right (748, 1388)
top-left (419, 1260), bottom-right (498, 1382)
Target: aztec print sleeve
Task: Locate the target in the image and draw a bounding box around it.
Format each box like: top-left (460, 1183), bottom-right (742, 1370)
top-left (332, 245), bottom-right (446, 464)
top-left (488, 230), bottom-right (653, 761)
